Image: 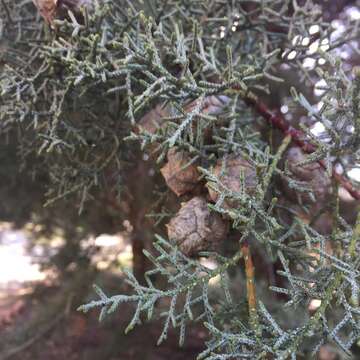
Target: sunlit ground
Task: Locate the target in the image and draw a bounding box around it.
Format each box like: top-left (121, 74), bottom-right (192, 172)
top-left (0, 223), bottom-right (45, 288)
top-left (0, 221), bottom-right (132, 294)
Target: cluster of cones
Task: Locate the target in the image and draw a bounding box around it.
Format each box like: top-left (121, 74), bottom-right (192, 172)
top-left (140, 98), bottom-right (333, 257)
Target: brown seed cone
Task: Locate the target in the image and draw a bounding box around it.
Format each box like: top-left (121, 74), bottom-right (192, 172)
top-left (138, 104), bottom-right (169, 135)
top-left (137, 96), bottom-right (229, 135)
top-left (276, 197), bottom-right (333, 236)
top-left (281, 147), bottom-right (332, 206)
top-left (166, 196), bottom-right (229, 256)
top-left (318, 345), bottom-right (339, 360)
top-left (207, 155), bottom-right (257, 208)
top-left (32, 0), bottom-right (58, 24)
top-left (185, 95), bottom-right (229, 115)
top-left (160, 148), bottom-right (200, 197)
top-left (32, 0), bottom-right (92, 25)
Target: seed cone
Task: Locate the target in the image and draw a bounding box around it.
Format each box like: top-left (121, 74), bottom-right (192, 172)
top-left (166, 196), bottom-right (229, 256)
top-left (276, 197), bottom-right (333, 236)
top-left (32, 0), bottom-right (92, 25)
top-left (138, 104), bottom-right (168, 135)
top-left (207, 155), bottom-right (257, 208)
top-left (32, 0), bottom-right (58, 24)
top-left (281, 147), bottom-right (332, 206)
top-left (160, 148), bottom-right (200, 197)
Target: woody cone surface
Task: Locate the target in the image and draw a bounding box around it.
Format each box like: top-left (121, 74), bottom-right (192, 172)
top-left (282, 147), bottom-right (332, 206)
top-left (160, 148), bottom-right (200, 197)
top-left (32, 0), bottom-right (92, 25)
top-left (167, 196), bottom-right (228, 256)
top-left (32, 0), bottom-right (58, 24)
top-left (207, 155), bottom-right (257, 209)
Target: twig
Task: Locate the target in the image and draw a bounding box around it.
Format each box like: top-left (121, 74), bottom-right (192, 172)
top-left (242, 91), bottom-right (360, 201)
top-left (241, 240), bottom-right (260, 335)
top-left (1, 313), bottom-right (65, 360)
top-left (1, 295), bottom-right (73, 360)
top-left (349, 211), bottom-right (360, 259)
top-left (280, 272), bottom-right (343, 358)
top-left (1, 0), bottom-right (13, 24)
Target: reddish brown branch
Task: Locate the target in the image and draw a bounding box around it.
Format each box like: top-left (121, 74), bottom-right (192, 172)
top-left (243, 93), bottom-right (360, 201)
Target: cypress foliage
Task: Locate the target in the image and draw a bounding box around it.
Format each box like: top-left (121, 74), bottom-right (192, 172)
top-left (2, 0), bottom-right (360, 357)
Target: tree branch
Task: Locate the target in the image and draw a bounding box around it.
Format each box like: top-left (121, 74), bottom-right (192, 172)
top-left (242, 91), bottom-right (360, 201)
